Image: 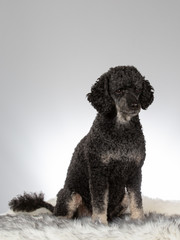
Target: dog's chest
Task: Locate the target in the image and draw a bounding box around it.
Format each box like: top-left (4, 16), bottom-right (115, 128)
top-left (100, 135), bottom-right (145, 166)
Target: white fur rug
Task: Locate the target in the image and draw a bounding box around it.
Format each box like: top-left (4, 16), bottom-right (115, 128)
top-left (1, 196), bottom-right (180, 240)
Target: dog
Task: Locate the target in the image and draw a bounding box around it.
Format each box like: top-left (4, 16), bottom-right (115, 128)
top-left (9, 66), bottom-right (154, 225)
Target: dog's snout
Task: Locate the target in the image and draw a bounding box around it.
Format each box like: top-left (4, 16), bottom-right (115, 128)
top-left (126, 93), bottom-right (140, 111)
top-left (130, 102), bottom-right (139, 110)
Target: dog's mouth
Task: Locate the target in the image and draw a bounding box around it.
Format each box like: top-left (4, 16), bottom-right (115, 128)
top-left (120, 109), bottom-right (141, 116)
top-left (116, 109), bottom-right (140, 124)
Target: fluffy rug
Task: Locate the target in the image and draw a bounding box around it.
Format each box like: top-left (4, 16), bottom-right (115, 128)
top-left (1, 196), bottom-right (180, 240)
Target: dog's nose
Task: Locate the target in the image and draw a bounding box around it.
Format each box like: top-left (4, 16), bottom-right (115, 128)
top-left (130, 103), bottom-right (139, 110)
top-left (126, 93), bottom-right (140, 111)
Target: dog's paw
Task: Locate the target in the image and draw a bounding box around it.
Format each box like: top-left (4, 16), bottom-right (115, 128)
top-left (92, 213), bottom-right (108, 225)
top-left (131, 209), bottom-right (144, 220)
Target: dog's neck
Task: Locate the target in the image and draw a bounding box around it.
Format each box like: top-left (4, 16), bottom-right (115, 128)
top-left (116, 111), bottom-right (133, 125)
top-left (94, 113), bottom-right (141, 132)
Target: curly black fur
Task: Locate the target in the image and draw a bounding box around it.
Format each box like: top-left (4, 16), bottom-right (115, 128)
top-left (139, 79), bottom-right (154, 110)
top-left (87, 72), bottom-right (116, 117)
top-left (9, 66), bottom-right (154, 224)
top-left (9, 192), bottom-right (54, 213)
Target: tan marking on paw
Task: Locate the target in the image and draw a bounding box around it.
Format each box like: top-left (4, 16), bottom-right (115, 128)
top-left (120, 192), bottom-right (129, 214)
top-left (129, 191), bottom-right (144, 220)
top-left (91, 188), bottom-right (109, 225)
top-left (92, 212), bottom-right (108, 225)
top-left (67, 193), bottom-right (82, 218)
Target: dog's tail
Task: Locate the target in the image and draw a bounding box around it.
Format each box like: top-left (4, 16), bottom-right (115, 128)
top-left (9, 192), bottom-right (54, 213)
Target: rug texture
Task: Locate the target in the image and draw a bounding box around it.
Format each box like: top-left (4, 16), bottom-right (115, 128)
top-left (0, 196), bottom-right (180, 240)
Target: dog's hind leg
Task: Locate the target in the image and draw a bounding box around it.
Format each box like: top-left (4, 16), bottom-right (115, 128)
top-left (54, 188), bottom-right (82, 218)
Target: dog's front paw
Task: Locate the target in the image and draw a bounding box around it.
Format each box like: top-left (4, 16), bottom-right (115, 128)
top-left (131, 209), bottom-right (144, 220)
top-left (92, 213), bottom-right (108, 225)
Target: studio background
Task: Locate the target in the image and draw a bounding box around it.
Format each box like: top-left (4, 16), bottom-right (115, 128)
top-left (0, 0), bottom-right (180, 213)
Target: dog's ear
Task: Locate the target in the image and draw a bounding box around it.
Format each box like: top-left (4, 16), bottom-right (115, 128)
top-left (87, 73), bottom-right (115, 116)
top-left (139, 79), bottom-right (154, 110)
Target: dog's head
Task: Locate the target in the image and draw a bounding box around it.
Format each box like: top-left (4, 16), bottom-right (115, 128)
top-left (87, 66), bottom-right (154, 123)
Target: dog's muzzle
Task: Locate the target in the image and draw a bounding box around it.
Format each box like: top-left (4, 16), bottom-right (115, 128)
top-left (115, 93), bottom-right (141, 123)
top-left (126, 93), bottom-right (141, 114)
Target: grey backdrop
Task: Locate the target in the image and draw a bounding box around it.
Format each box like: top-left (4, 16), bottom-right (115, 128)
top-left (0, 0), bottom-right (180, 213)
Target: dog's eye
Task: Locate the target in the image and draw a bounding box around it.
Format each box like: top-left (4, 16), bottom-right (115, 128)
top-left (115, 89), bottom-right (124, 94)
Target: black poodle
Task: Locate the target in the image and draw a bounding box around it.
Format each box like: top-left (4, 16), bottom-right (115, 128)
top-left (9, 66), bottom-right (154, 225)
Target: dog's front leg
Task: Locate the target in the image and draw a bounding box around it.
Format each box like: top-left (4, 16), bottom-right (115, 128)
top-left (126, 169), bottom-right (144, 220)
top-left (88, 163), bottom-right (109, 225)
